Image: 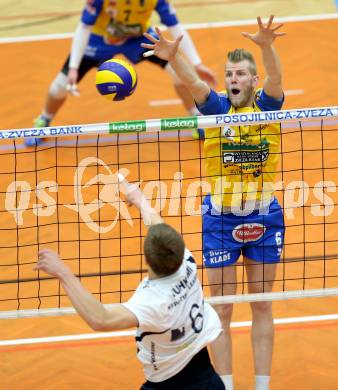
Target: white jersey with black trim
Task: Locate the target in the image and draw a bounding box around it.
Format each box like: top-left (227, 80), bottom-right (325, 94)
top-left (122, 248), bottom-right (222, 382)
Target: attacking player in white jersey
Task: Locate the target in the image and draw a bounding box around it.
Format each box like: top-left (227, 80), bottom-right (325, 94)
top-left (35, 174), bottom-right (224, 389)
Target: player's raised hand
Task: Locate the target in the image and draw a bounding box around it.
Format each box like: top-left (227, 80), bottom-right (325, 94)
top-left (118, 173), bottom-right (149, 211)
top-left (66, 68), bottom-right (80, 96)
top-left (141, 26), bottom-right (183, 61)
top-left (242, 15), bottom-right (286, 47)
top-left (118, 173), bottom-right (162, 226)
top-left (34, 249), bottom-right (69, 278)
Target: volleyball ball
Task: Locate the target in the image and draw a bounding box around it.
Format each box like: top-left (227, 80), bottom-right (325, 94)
top-left (95, 59), bottom-right (137, 101)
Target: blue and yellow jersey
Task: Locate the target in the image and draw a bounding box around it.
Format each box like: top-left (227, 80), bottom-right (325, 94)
top-left (198, 88), bottom-right (284, 208)
top-left (81, 0), bottom-right (178, 44)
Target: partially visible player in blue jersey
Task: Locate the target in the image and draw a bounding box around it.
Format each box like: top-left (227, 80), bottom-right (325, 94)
top-left (141, 15), bottom-right (286, 390)
top-left (26, 0), bottom-right (216, 146)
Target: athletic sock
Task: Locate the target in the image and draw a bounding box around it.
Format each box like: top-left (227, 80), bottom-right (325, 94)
top-left (255, 375), bottom-right (270, 390)
top-left (220, 374), bottom-right (234, 390)
top-left (41, 110), bottom-right (54, 121)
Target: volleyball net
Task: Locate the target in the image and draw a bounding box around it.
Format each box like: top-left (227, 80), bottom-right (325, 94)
top-left (0, 106), bottom-right (337, 319)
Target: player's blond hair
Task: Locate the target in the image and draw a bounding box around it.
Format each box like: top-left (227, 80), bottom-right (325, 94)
top-left (227, 48), bottom-right (257, 75)
top-left (144, 223), bottom-right (185, 277)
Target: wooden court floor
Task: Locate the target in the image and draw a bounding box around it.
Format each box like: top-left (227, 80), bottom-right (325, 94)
top-left (0, 9), bottom-right (337, 390)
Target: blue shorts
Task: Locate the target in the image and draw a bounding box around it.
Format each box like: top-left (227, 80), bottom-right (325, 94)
top-left (202, 195), bottom-right (285, 267)
top-left (85, 27), bottom-right (166, 65)
top-left (61, 28), bottom-right (167, 82)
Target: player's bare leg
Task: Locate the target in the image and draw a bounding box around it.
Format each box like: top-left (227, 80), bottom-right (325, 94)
top-left (44, 94), bottom-right (67, 118)
top-left (244, 257), bottom-right (277, 389)
top-left (26, 73), bottom-right (69, 146)
top-left (207, 265), bottom-right (237, 389)
top-left (37, 72), bottom-right (70, 125)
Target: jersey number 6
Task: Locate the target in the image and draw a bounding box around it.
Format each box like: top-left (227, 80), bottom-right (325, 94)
top-left (189, 303), bottom-right (204, 333)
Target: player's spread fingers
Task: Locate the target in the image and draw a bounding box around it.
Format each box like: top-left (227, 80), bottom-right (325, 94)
top-left (272, 23), bottom-right (284, 32)
top-left (267, 15), bottom-right (274, 28)
top-left (143, 32), bottom-right (157, 42)
top-left (257, 16), bottom-right (263, 28)
top-left (241, 32), bottom-right (251, 39)
top-left (141, 42), bottom-right (154, 49)
top-left (154, 26), bottom-right (162, 37)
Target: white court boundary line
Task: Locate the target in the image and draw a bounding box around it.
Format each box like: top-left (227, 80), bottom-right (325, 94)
top-left (1, 314), bottom-right (337, 347)
top-left (0, 13), bottom-right (337, 44)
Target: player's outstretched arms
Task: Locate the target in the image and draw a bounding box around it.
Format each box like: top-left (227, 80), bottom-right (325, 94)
top-left (141, 27), bottom-right (210, 105)
top-left (34, 249), bottom-right (138, 331)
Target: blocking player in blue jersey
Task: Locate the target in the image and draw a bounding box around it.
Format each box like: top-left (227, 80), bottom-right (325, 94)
top-left (141, 15), bottom-right (286, 390)
top-left (26, 0), bottom-right (216, 146)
